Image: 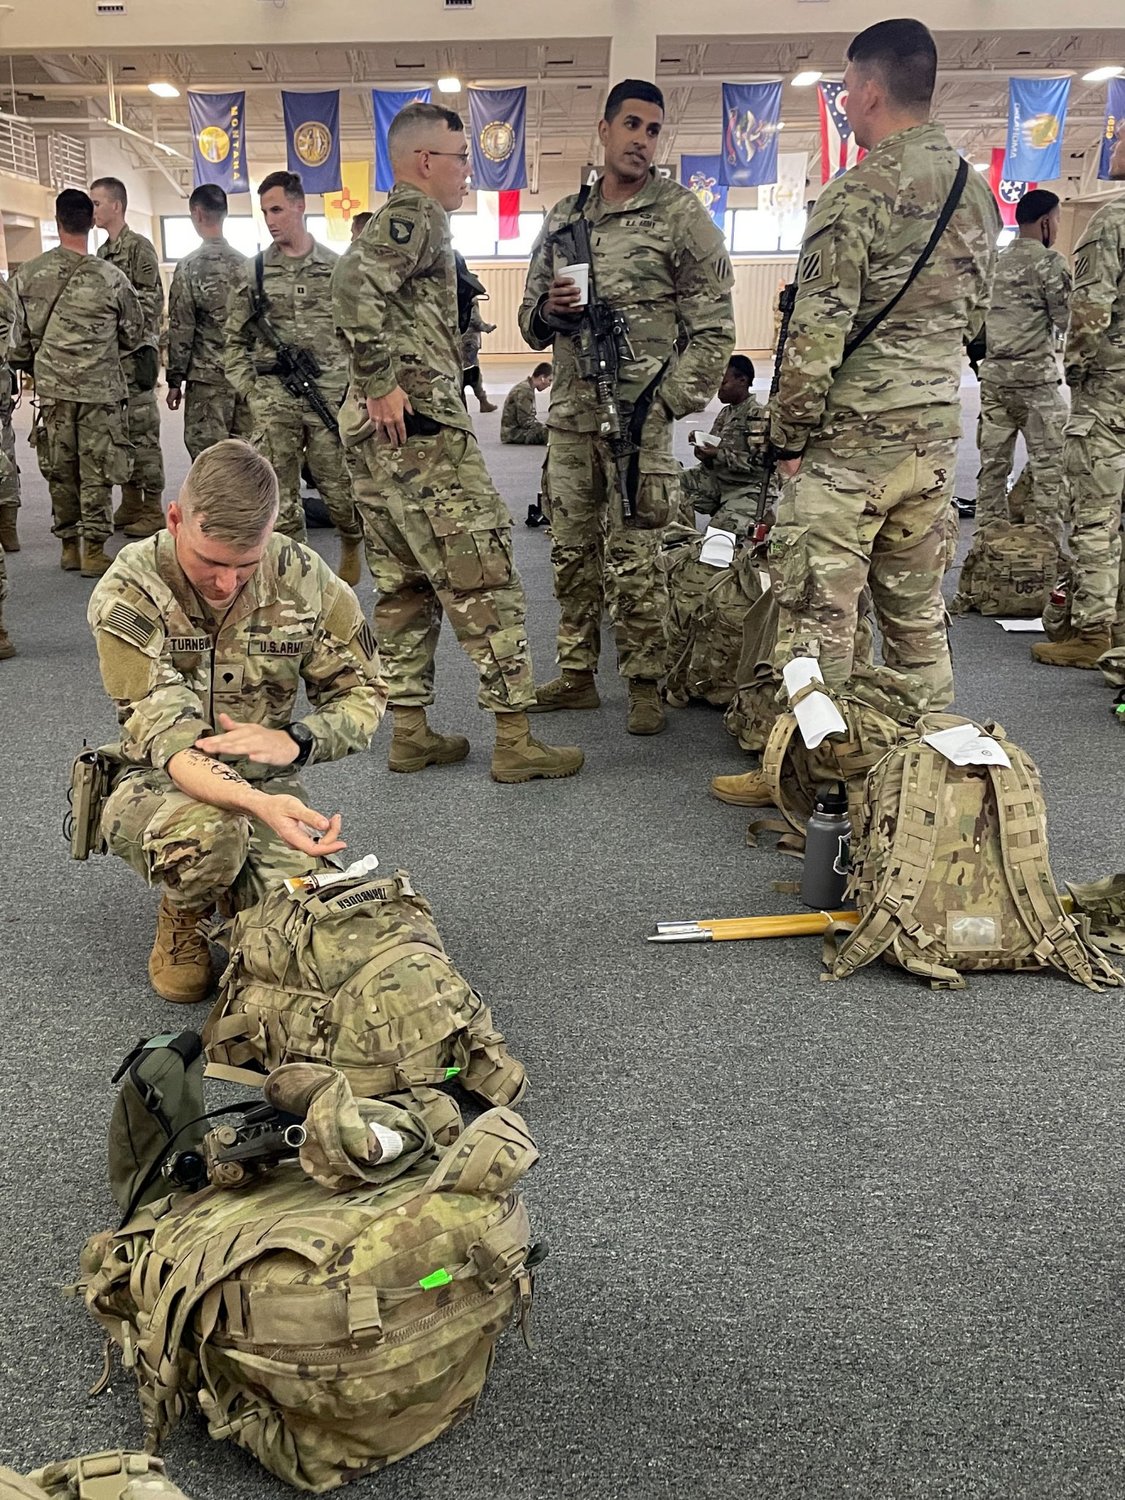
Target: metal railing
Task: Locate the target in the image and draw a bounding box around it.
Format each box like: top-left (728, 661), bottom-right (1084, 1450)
top-left (0, 118), bottom-right (40, 182)
top-left (46, 132), bottom-right (89, 191)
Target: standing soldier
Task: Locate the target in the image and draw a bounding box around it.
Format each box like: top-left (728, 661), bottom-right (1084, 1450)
top-left (519, 80), bottom-right (735, 736)
top-left (166, 183), bottom-right (249, 459)
top-left (0, 322), bottom-right (20, 554)
top-left (1032, 127), bottom-right (1125, 669)
top-left (332, 101), bottom-right (583, 782)
top-left (0, 275), bottom-right (16, 657)
top-left (92, 176), bottom-right (166, 539)
top-left (224, 170), bottom-right (362, 584)
top-left (10, 189), bottom-right (143, 577)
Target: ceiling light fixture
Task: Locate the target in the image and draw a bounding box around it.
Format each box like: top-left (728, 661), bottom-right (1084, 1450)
top-left (1082, 64), bottom-right (1124, 82)
top-left (437, 76), bottom-right (461, 93)
top-left (791, 69), bottom-right (822, 87)
top-left (147, 81), bottom-right (179, 98)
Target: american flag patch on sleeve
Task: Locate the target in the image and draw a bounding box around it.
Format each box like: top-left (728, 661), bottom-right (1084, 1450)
top-left (103, 600), bottom-right (158, 649)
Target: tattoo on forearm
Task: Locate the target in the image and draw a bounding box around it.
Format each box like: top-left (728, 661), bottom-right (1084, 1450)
top-left (182, 747), bottom-right (247, 784)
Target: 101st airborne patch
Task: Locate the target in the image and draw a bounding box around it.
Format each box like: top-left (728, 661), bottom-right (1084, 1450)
top-left (389, 217), bottom-right (415, 246)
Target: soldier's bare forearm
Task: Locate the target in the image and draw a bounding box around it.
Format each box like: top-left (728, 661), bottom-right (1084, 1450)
top-left (166, 746), bottom-right (270, 818)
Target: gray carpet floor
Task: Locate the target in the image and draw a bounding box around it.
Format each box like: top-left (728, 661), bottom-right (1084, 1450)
top-left (2, 371), bottom-right (1124, 1499)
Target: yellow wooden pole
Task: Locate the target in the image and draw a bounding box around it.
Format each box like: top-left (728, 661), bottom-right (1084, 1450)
top-left (649, 910), bottom-right (860, 943)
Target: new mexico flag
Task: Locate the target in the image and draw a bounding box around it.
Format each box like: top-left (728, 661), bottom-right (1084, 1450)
top-left (325, 161), bottom-right (371, 242)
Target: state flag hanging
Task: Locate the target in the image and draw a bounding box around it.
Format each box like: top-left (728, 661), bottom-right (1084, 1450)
top-left (325, 161), bottom-right (371, 242)
top-left (468, 86), bottom-right (528, 191)
top-left (1004, 76), bottom-right (1070, 182)
top-left (1099, 77), bottom-right (1125, 179)
top-left (817, 81), bottom-right (864, 183)
top-left (372, 88), bottom-right (433, 192)
top-left (989, 147), bottom-right (1035, 229)
top-left (680, 154), bottom-right (728, 228)
top-left (282, 90), bottom-right (342, 195)
top-left (721, 82), bottom-right (782, 187)
top-left (499, 189), bottom-right (521, 240)
top-left (187, 91), bottom-right (248, 195)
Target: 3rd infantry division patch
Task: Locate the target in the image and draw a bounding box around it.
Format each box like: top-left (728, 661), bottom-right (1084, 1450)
top-left (800, 249), bottom-right (822, 283)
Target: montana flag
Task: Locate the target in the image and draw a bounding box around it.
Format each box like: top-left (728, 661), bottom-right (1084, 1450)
top-left (680, 154), bottom-right (728, 228)
top-left (372, 88), bottom-right (432, 192)
top-left (187, 91), bottom-right (248, 195)
top-left (817, 81), bottom-right (864, 183)
top-left (721, 82), bottom-right (782, 187)
top-left (989, 148), bottom-right (1035, 229)
top-left (282, 90), bottom-right (341, 195)
top-left (1004, 76), bottom-right (1071, 182)
top-left (1099, 77), bottom-right (1125, 179)
top-left (325, 161), bottom-right (371, 242)
top-left (469, 86), bottom-right (527, 191)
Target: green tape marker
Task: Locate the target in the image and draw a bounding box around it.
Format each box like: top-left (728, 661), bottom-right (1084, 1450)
top-left (419, 1268), bottom-right (453, 1291)
top-left (444, 1066), bottom-right (461, 1080)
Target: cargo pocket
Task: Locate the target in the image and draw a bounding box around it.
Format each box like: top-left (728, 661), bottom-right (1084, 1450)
top-left (429, 510), bottom-right (514, 593)
top-left (102, 402), bottom-right (133, 487)
top-left (768, 523), bottom-right (813, 610)
top-left (633, 474), bottom-right (676, 531)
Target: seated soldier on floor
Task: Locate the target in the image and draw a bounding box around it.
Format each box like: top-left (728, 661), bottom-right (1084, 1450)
top-left (501, 362), bottom-right (552, 444)
top-left (678, 355), bottom-right (769, 533)
top-left (88, 439), bottom-right (387, 1004)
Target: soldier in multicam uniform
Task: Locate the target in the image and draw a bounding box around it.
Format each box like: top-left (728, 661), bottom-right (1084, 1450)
top-left (711, 19), bottom-right (999, 808)
top-left (2, 1453), bottom-right (192, 1500)
top-left (500, 363), bottom-right (551, 444)
top-left (0, 308), bottom-right (21, 555)
top-left (1032, 126), bottom-right (1125, 669)
top-left (678, 355), bottom-right (770, 533)
top-left (92, 176), bottom-right (167, 541)
top-left (331, 101), bottom-right (582, 783)
top-left (10, 189), bottom-right (143, 579)
top-left (519, 79), bottom-right (735, 736)
top-left (0, 274), bottom-right (16, 658)
top-left (224, 170), bottom-right (363, 583)
top-left (972, 188), bottom-right (1070, 540)
top-left (166, 183), bottom-right (250, 459)
top-left (89, 440), bottom-right (386, 1004)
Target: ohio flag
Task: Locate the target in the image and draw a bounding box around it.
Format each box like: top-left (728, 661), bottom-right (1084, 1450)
top-left (817, 81), bottom-right (864, 183)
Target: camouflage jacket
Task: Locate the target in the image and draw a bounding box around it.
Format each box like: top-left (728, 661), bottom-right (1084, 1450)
top-left (167, 237), bottom-right (247, 387)
top-left (773, 123), bottom-right (1000, 454)
top-left (980, 239), bottom-right (1070, 386)
top-left (332, 184), bottom-right (470, 434)
top-left (500, 379), bottom-right (546, 443)
top-left (699, 396), bottom-right (769, 489)
top-left (1066, 196), bottom-right (1125, 391)
top-left (226, 239), bottom-right (347, 405)
top-left (519, 170), bottom-right (735, 434)
top-left (97, 224), bottom-right (163, 349)
top-left (88, 532), bottom-right (387, 780)
top-left (10, 248), bottom-right (144, 402)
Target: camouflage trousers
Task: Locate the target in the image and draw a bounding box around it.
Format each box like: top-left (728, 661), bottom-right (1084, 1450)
top-left (184, 380), bottom-right (252, 461)
top-left (976, 380), bottom-right (1067, 541)
top-left (102, 767), bottom-right (317, 911)
top-left (679, 463), bottom-right (721, 524)
top-left (770, 438), bottom-right (958, 714)
top-left (123, 386), bottom-right (166, 495)
top-left (0, 367), bottom-right (20, 509)
top-left (0, 541), bottom-right (6, 631)
top-left (1065, 386), bottom-right (1125, 629)
top-left (544, 428), bottom-right (675, 679)
top-left (354, 425), bottom-right (535, 713)
top-left (248, 385), bottom-right (359, 543)
top-left (34, 399), bottom-right (130, 544)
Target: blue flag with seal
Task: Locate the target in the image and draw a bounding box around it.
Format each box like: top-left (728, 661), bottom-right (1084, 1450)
top-left (187, 91), bottom-right (248, 195)
top-left (372, 88), bottom-right (433, 192)
top-left (680, 154), bottom-right (728, 228)
top-left (1099, 77), bottom-right (1125, 179)
top-left (1004, 76), bottom-right (1071, 182)
top-left (282, 90), bottom-right (341, 195)
top-left (468, 86), bottom-right (527, 191)
top-left (721, 82), bottom-right (782, 187)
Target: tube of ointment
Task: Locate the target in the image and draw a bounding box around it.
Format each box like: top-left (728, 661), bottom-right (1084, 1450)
top-left (284, 852), bottom-right (380, 895)
top-left (781, 657), bottom-right (847, 749)
top-left (369, 1121), bottom-right (404, 1163)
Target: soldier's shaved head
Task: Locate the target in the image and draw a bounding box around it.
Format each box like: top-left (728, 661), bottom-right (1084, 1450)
top-left (847, 19), bottom-right (937, 112)
top-left (387, 102), bottom-right (464, 165)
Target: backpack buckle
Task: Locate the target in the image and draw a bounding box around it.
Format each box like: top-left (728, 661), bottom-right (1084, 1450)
top-left (74, 1452), bottom-right (160, 1500)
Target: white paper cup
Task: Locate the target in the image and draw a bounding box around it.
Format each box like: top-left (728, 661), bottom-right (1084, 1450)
top-left (559, 261), bottom-right (589, 307)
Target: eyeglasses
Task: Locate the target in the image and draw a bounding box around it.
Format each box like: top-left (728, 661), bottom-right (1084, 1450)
top-left (414, 148), bottom-right (471, 164)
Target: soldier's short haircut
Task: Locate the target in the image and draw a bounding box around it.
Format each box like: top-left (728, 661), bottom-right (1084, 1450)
top-left (189, 183), bottom-right (228, 220)
top-left (351, 210), bottom-right (373, 233)
top-left (90, 175), bottom-right (128, 210)
top-left (532, 362), bottom-right (553, 379)
top-left (728, 355), bottom-right (755, 382)
top-left (180, 439), bottom-right (280, 545)
top-left (1016, 188), bottom-right (1060, 225)
top-left (387, 102), bottom-right (465, 162)
top-left (56, 188), bottom-right (94, 235)
top-left (847, 19), bottom-right (937, 111)
top-left (603, 79), bottom-right (665, 123)
top-left (258, 170), bottom-right (305, 202)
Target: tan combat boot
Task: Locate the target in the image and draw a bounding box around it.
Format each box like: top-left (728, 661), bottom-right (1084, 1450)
top-left (112, 483), bottom-right (144, 530)
top-left (478, 397), bottom-right (498, 413)
top-left (491, 711), bottom-right (584, 783)
top-left (711, 767), bottom-right (775, 807)
top-left (80, 540), bottom-right (113, 578)
top-left (1031, 627), bottom-right (1111, 669)
top-left (60, 538), bottom-right (81, 572)
top-left (0, 504), bottom-right (19, 552)
top-left (526, 669), bottom-right (600, 713)
top-left (337, 535), bottom-right (363, 587)
top-left (148, 896), bottom-right (215, 1004)
top-left (122, 491), bottom-right (165, 538)
top-left (388, 705), bottom-right (470, 773)
top-left (627, 679), bottom-right (666, 736)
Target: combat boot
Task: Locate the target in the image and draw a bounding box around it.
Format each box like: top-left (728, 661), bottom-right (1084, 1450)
top-left (1031, 627), bottom-right (1111, 669)
top-left (711, 767), bottom-right (775, 807)
top-left (148, 896), bottom-right (215, 1004)
top-left (491, 711), bottom-right (584, 783)
top-left (478, 397), bottom-right (498, 413)
top-left (0, 627), bottom-right (14, 659)
top-left (337, 535), bottom-right (363, 587)
top-left (60, 538), bottom-right (81, 572)
top-left (80, 540), bottom-right (113, 578)
top-left (122, 491), bottom-right (165, 538)
top-left (112, 483), bottom-right (144, 530)
top-left (627, 679), bottom-right (666, 735)
top-left (527, 669), bottom-right (600, 713)
top-left (0, 504), bottom-right (19, 552)
top-left (388, 706), bottom-right (470, 773)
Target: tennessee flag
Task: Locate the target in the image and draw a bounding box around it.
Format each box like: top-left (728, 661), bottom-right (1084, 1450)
top-left (989, 147), bottom-right (1035, 229)
top-left (325, 160), bottom-right (371, 243)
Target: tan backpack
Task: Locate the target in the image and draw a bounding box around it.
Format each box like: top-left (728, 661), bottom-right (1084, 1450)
top-left (79, 1108), bottom-right (541, 1493)
top-left (665, 542), bottom-right (765, 709)
top-left (204, 868), bottom-right (526, 1109)
top-left (2, 1456), bottom-right (187, 1500)
top-left (828, 716), bottom-right (1122, 990)
top-left (951, 520), bottom-right (1057, 617)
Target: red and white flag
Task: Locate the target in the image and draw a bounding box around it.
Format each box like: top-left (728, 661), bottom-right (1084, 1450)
top-left (499, 189), bottom-right (521, 241)
top-left (989, 147), bottom-right (1035, 229)
top-left (817, 81), bottom-right (865, 183)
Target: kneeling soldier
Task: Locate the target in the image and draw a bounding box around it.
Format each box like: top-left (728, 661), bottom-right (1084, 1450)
top-left (88, 440), bottom-right (387, 1004)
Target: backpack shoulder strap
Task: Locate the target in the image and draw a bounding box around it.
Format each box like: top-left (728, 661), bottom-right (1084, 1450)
top-left (762, 712), bottom-right (806, 835)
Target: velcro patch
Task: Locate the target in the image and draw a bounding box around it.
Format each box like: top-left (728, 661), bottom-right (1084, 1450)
top-left (247, 638), bottom-right (310, 656)
top-left (103, 600), bottom-right (158, 650)
top-left (166, 635), bottom-right (210, 653)
top-left (800, 248), bottom-right (822, 284)
top-left (356, 622), bottom-right (378, 663)
top-left (1074, 252), bottom-right (1090, 281)
top-left (389, 216), bottom-right (415, 245)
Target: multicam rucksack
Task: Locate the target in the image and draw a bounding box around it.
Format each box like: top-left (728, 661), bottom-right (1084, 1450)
top-left (2, 1455), bottom-right (188, 1500)
top-left (664, 541), bottom-right (765, 709)
top-left (828, 716), bottom-right (1123, 990)
top-left (204, 867), bottom-right (526, 1108)
top-left (1065, 874), bottom-right (1125, 959)
top-left (951, 520), bottom-right (1057, 617)
top-left (80, 1108), bottom-right (541, 1493)
top-left (722, 586), bottom-right (782, 753)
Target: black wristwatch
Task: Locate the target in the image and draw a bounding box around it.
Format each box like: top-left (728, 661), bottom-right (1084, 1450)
top-left (284, 721), bottom-right (316, 768)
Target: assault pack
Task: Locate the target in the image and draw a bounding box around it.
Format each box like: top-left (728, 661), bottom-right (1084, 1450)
top-left (951, 519), bottom-right (1057, 618)
top-left (663, 536), bottom-right (766, 710)
top-left (1, 1455), bottom-right (188, 1500)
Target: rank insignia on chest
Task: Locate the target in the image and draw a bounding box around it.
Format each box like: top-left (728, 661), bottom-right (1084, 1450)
top-left (248, 638), bottom-right (309, 656)
top-left (295, 284), bottom-right (307, 297)
top-left (166, 635), bottom-right (210, 654)
top-left (389, 217), bottom-right (415, 245)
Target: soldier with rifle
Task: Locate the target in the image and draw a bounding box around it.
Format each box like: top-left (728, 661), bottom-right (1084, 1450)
top-left (224, 171), bottom-right (363, 583)
top-left (519, 79), bottom-right (734, 736)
